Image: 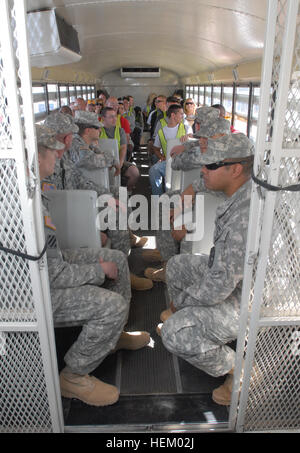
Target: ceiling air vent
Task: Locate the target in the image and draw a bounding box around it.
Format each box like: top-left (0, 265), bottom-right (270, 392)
top-left (121, 67), bottom-right (160, 78)
top-left (27, 9), bottom-right (81, 67)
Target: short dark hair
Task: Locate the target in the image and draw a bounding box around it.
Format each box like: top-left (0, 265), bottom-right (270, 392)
top-left (101, 106), bottom-right (115, 117)
top-left (167, 104), bottom-right (183, 118)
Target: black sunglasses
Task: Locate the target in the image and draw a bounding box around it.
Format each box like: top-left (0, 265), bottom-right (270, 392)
top-left (204, 160), bottom-right (248, 171)
top-left (185, 102), bottom-right (195, 105)
top-left (88, 125), bottom-right (100, 130)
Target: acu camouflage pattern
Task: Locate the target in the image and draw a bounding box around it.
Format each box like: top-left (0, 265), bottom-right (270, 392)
top-left (171, 120), bottom-right (231, 172)
top-left (161, 180), bottom-right (252, 377)
top-left (42, 193), bottom-right (131, 375)
top-left (35, 124), bottom-right (65, 150)
top-left (69, 134), bottom-right (117, 169)
top-left (44, 112), bottom-right (78, 135)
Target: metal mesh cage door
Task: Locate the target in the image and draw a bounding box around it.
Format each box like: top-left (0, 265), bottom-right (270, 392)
top-left (230, 0), bottom-right (300, 433)
top-left (0, 0), bottom-right (63, 433)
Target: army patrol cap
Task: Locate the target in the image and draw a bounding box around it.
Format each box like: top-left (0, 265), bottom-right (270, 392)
top-left (194, 117), bottom-right (231, 138)
top-left (74, 110), bottom-right (103, 128)
top-left (198, 133), bottom-right (255, 165)
top-left (44, 112), bottom-right (79, 134)
top-left (35, 124), bottom-right (65, 150)
top-left (194, 106), bottom-right (219, 124)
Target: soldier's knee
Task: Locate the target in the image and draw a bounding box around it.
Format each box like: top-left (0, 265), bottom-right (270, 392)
top-left (161, 315), bottom-right (192, 356)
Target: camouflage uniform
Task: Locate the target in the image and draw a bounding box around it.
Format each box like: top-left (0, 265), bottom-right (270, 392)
top-left (171, 108), bottom-right (230, 172)
top-left (43, 193), bottom-right (131, 375)
top-left (160, 134), bottom-right (254, 378)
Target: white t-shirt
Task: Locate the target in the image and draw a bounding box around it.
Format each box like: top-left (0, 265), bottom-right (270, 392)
top-left (154, 123), bottom-right (192, 148)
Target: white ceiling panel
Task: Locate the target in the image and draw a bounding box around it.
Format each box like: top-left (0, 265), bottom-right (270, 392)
top-left (26, 0), bottom-right (268, 78)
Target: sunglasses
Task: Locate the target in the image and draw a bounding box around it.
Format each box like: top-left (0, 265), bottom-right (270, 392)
top-left (204, 160), bottom-right (248, 170)
top-left (185, 102), bottom-right (195, 105)
top-left (88, 125), bottom-right (100, 130)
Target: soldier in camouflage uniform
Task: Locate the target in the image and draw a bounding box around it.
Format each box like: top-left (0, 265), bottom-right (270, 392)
top-left (158, 133), bottom-right (254, 406)
top-left (170, 106), bottom-right (231, 172)
top-left (37, 124), bottom-right (150, 407)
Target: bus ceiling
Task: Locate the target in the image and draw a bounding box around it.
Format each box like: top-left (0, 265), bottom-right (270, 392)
top-left (26, 0), bottom-right (267, 83)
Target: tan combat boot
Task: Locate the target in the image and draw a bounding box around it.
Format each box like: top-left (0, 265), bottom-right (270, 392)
top-left (60, 369), bottom-right (119, 407)
top-left (130, 273), bottom-right (153, 290)
top-left (114, 331), bottom-right (151, 351)
top-left (212, 368), bottom-right (234, 406)
top-left (130, 232), bottom-right (148, 248)
top-left (142, 249), bottom-right (163, 263)
top-left (144, 265), bottom-right (166, 283)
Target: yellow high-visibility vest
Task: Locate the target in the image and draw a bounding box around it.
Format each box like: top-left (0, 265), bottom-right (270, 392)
top-left (99, 126), bottom-right (121, 152)
top-left (158, 122), bottom-right (187, 156)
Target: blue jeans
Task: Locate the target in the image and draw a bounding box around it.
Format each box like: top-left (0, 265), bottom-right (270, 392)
top-left (149, 160), bottom-right (166, 195)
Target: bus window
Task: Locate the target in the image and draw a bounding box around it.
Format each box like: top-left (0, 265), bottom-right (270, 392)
top-left (213, 86), bottom-right (221, 105)
top-left (205, 85), bottom-right (212, 106)
top-left (32, 84), bottom-right (47, 123)
top-left (234, 86), bottom-right (250, 135)
top-left (59, 85), bottom-right (69, 107)
top-left (47, 84), bottom-right (59, 112)
top-left (223, 86), bottom-right (234, 123)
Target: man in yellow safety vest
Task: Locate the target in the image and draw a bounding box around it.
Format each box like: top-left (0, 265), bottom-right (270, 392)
top-left (149, 104), bottom-right (192, 195)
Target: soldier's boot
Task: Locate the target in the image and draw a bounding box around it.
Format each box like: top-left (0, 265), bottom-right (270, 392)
top-left (144, 264), bottom-right (166, 283)
top-left (130, 273), bottom-right (153, 290)
top-left (60, 369), bottom-right (119, 407)
top-left (156, 323), bottom-right (163, 337)
top-left (142, 249), bottom-right (163, 263)
top-left (130, 231), bottom-right (148, 248)
top-left (212, 368), bottom-right (234, 406)
top-left (160, 301), bottom-right (176, 322)
top-left (114, 331), bottom-right (151, 351)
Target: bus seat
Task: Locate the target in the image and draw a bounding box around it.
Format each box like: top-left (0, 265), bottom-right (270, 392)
top-left (180, 168), bottom-right (201, 192)
top-left (98, 138), bottom-right (121, 188)
top-left (46, 190), bottom-right (102, 250)
top-left (165, 138), bottom-right (181, 191)
top-left (79, 166), bottom-right (110, 191)
top-left (179, 192), bottom-right (223, 256)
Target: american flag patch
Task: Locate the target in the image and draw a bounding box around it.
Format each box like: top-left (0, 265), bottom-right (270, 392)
top-left (44, 215), bottom-right (56, 231)
top-left (42, 182), bottom-right (56, 192)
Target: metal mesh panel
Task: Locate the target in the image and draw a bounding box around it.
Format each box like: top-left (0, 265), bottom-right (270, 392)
top-left (262, 169), bottom-right (300, 317)
top-left (244, 326), bottom-right (300, 431)
top-left (0, 332), bottom-right (52, 433)
top-left (0, 0), bottom-right (61, 433)
top-left (0, 159), bottom-right (36, 323)
top-left (233, 0), bottom-right (300, 433)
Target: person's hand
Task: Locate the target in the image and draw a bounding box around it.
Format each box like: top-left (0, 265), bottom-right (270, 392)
top-left (100, 232), bottom-right (108, 246)
top-left (179, 134), bottom-right (189, 143)
top-left (171, 225), bottom-right (187, 242)
top-left (170, 145), bottom-right (185, 157)
top-left (99, 257), bottom-right (118, 279)
top-left (112, 163), bottom-right (121, 177)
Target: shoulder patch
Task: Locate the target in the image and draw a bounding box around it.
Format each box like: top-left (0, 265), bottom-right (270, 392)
top-left (44, 215), bottom-right (56, 231)
top-left (42, 182), bottom-right (56, 192)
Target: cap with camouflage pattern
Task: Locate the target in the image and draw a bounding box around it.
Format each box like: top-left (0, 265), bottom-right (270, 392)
top-left (44, 112), bottom-right (79, 135)
top-left (35, 124), bottom-right (65, 150)
top-left (74, 110), bottom-right (103, 128)
top-left (194, 117), bottom-right (231, 138)
top-left (194, 106), bottom-right (219, 124)
top-left (198, 133), bottom-right (255, 165)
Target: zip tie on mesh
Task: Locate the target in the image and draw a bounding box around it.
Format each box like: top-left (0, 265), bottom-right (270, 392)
top-left (0, 240), bottom-right (48, 261)
top-left (252, 170), bottom-right (300, 192)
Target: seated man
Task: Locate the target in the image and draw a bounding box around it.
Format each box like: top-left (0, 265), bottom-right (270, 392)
top-left (36, 124), bottom-right (150, 407)
top-left (143, 116), bottom-right (230, 282)
top-left (99, 107), bottom-right (140, 192)
top-left (170, 106), bottom-right (230, 171)
top-left (149, 104), bottom-right (192, 195)
top-left (158, 133), bottom-right (254, 406)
